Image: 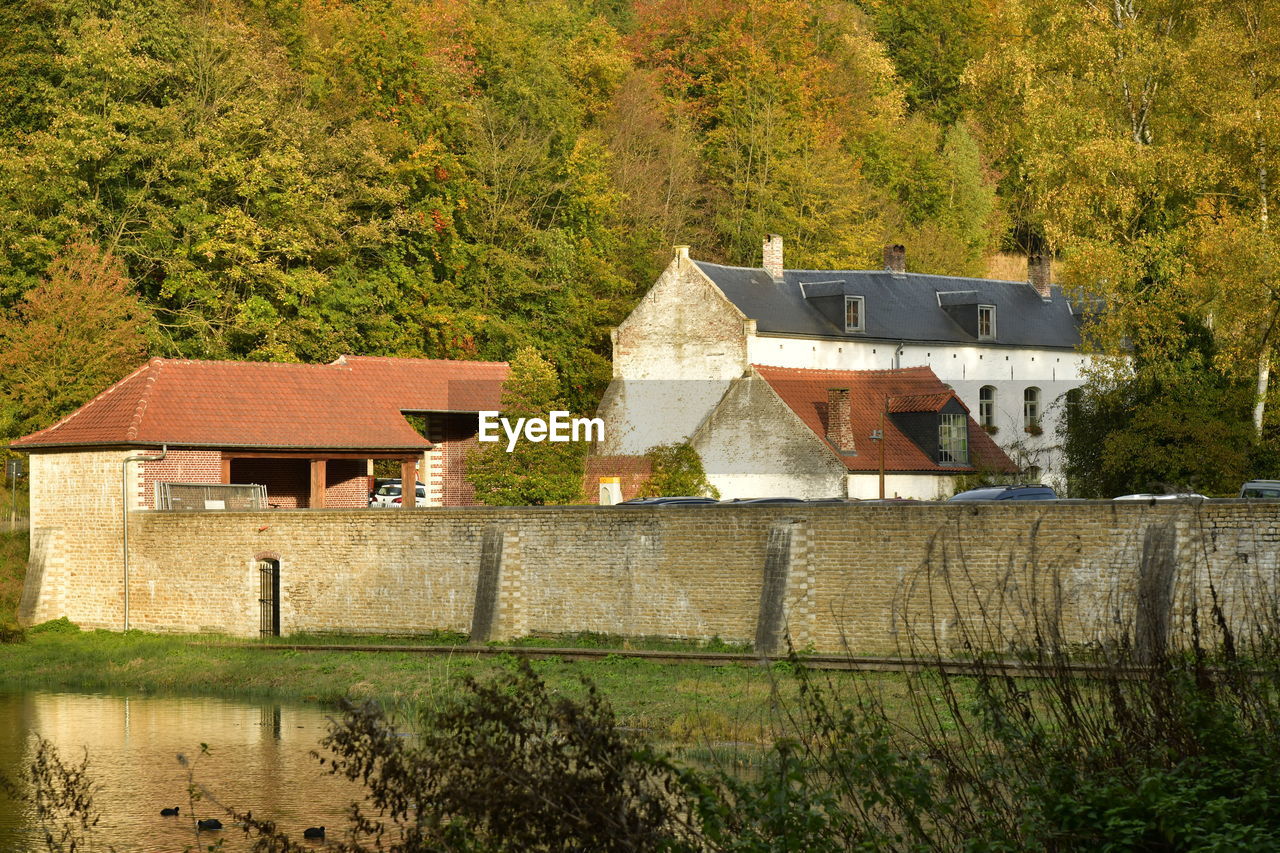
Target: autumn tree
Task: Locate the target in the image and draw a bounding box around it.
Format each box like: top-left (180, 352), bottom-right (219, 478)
top-left (0, 239), bottom-right (150, 441)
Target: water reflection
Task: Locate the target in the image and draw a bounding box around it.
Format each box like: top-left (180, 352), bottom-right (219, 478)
top-left (0, 692), bottom-right (362, 852)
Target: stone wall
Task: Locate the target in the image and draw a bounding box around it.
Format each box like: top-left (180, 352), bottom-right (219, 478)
top-left (22, 495), bottom-right (1280, 655)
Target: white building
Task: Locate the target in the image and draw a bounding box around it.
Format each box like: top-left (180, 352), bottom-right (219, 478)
top-left (599, 238), bottom-right (1092, 494)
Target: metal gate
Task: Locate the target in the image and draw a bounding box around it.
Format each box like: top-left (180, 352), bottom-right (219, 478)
top-left (258, 559), bottom-right (280, 637)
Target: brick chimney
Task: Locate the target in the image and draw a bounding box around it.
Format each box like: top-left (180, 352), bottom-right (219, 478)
top-left (763, 234), bottom-right (784, 281)
top-left (673, 244), bottom-right (690, 269)
top-left (883, 244), bottom-right (906, 275)
top-left (826, 388), bottom-right (855, 452)
top-left (1028, 252), bottom-right (1052, 300)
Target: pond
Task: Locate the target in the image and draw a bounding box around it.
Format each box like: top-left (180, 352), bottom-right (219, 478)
top-left (0, 691), bottom-right (364, 851)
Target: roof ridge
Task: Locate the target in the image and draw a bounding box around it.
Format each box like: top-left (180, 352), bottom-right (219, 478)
top-left (155, 357), bottom-right (351, 370)
top-left (125, 358), bottom-right (162, 441)
top-left (752, 364), bottom-right (933, 376)
top-left (340, 355), bottom-right (510, 367)
top-left (696, 258), bottom-right (1044, 288)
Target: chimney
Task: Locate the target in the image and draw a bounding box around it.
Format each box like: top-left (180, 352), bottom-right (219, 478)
top-left (826, 388), bottom-right (855, 452)
top-left (673, 244), bottom-right (690, 268)
top-left (763, 234), bottom-right (784, 281)
top-left (1028, 252), bottom-right (1052, 300)
top-left (883, 244), bottom-right (906, 275)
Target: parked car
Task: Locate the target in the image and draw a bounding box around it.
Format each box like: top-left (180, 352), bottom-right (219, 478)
top-left (1113, 493), bottom-right (1206, 501)
top-left (1240, 480), bottom-right (1280, 499)
top-left (368, 477), bottom-right (399, 504)
top-left (947, 484), bottom-right (1058, 502)
top-left (719, 497), bottom-right (806, 505)
top-left (370, 482), bottom-right (428, 507)
top-left (614, 496), bottom-right (720, 507)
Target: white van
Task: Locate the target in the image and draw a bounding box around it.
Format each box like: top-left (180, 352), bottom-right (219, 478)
top-left (369, 481), bottom-right (428, 507)
top-left (1240, 480), bottom-right (1280, 499)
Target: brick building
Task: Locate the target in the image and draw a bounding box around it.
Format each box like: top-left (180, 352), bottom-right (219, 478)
top-left (598, 240), bottom-right (1093, 494)
top-left (11, 355), bottom-right (509, 511)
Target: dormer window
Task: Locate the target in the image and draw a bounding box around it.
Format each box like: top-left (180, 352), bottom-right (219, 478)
top-left (844, 296), bottom-right (864, 332)
top-left (938, 413), bottom-right (969, 465)
top-left (978, 305), bottom-right (996, 340)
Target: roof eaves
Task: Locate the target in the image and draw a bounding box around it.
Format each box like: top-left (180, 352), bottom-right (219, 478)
top-left (11, 439), bottom-right (432, 452)
top-left (749, 329), bottom-right (1079, 350)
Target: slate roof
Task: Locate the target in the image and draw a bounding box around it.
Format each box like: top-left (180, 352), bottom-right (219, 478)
top-left (696, 261), bottom-right (1082, 348)
top-left (11, 357), bottom-right (509, 451)
top-left (753, 365), bottom-right (1017, 474)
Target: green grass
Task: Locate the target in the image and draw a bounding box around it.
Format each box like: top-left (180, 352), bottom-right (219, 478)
top-left (0, 531), bottom-right (26, 630)
top-left (0, 625), bottom-right (923, 745)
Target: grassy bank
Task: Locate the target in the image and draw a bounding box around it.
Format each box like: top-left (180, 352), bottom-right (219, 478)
top-left (0, 623), bottom-right (917, 745)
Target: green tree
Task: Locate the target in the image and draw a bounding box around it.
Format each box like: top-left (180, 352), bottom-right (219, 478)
top-left (0, 238), bottom-right (150, 441)
top-left (0, 0), bottom-right (427, 360)
top-left (466, 348), bottom-right (587, 505)
top-left (858, 0), bottom-right (987, 126)
top-left (1061, 355), bottom-right (1258, 497)
top-left (639, 443), bottom-right (718, 498)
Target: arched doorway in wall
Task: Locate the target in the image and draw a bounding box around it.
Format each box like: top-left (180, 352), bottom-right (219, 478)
top-left (256, 554), bottom-right (281, 637)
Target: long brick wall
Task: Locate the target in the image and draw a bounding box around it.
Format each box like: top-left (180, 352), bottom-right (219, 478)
top-left (20, 461), bottom-right (1280, 654)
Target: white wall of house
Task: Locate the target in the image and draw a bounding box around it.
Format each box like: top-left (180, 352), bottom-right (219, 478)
top-left (847, 472), bottom-right (957, 501)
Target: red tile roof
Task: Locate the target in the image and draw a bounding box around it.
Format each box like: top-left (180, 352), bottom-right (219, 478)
top-left (12, 357), bottom-right (509, 451)
top-left (752, 365), bottom-right (1017, 474)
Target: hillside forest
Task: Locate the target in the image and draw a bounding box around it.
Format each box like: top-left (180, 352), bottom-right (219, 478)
top-left (0, 0), bottom-right (1277, 495)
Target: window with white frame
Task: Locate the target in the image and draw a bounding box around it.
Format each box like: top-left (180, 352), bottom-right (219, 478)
top-left (979, 386), bottom-right (996, 428)
top-left (938, 413), bottom-right (969, 465)
top-left (844, 295), bottom-right (864, 332)
top-left (978, 305), bottom-right (996, 340)
top-left (1024, 387), bottom-right (1041, 431)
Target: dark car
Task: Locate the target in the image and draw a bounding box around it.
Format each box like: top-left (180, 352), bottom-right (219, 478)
top-left (947, 484), bottom-right (1058, 502)
top-left (614, 496), bottom-right (720, 507)
top-left (719, 497), bottom-right (806, 505)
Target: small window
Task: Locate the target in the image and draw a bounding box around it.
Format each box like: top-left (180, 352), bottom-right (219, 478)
top-left (978, 305), bottom-right (996, 340)
top-left (979, 386), bottom-right (996, 428)
top-left (938, 413), bottom-right (969, 465)
top-left (1024, 387), bottom-right (1041, 432)
top-left (844, 295), bottom-right (864, 332)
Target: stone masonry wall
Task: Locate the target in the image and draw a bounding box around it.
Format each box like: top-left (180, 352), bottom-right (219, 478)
top-left (22, 450), bottom-right (134, 630)
top-left (23, 493), bottom-right (1280, 654)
